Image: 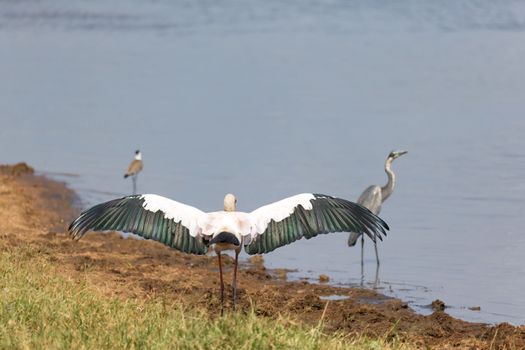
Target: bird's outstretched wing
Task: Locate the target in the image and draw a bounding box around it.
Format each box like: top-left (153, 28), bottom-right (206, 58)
top-left (245, 193), bottom-right (389, 254)
top-left (68, 194), bottom-right (208, 254)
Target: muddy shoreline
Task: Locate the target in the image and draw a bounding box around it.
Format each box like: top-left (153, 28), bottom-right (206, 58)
top-left (0, 163), bottom-right (523, 349)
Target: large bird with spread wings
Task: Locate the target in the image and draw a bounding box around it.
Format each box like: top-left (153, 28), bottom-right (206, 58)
top-left (69, 192), bottom-right (389, 314)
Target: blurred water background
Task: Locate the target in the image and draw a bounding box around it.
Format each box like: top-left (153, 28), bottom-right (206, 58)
top-left (1, 0), bottom-right (524, 324)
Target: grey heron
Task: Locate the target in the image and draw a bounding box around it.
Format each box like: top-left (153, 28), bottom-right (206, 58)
top-left (123, 150), bottom-right (143, 195)
top-left (69, 192), bottom-right (389, 315)
top-left (348, 150), bottom-right (407, 266)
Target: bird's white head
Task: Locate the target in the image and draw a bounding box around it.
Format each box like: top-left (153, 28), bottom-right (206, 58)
top-left (134, 150), bottom-right (142, 160)
top-left (223, 193), bottom-right (237, 212)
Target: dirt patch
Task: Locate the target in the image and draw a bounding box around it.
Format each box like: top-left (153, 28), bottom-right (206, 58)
top-left (431, 299), bottom-right (446, 312)
top-left (0, 162), bottom-right (34, 176)
top-left (1, 163), bottom-right (524, 349)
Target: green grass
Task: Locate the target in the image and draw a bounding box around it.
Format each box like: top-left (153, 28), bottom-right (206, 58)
top-left (0, 244), bottom-right (413, 350)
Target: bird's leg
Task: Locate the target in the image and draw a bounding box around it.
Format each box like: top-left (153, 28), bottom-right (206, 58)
top-left (360, 234), bottom-right (365, 286)
top-left (232, 249), bottom-right (240, 311)
top-left (132, 175), bottom-right (137, 195)
top-left (373, 262), bottom-right (380, 289)
top-left (374, 238), bottom-right (380, 266)
top-left (360, 233), bottom-right (365, 267)
top-left (217, 252), bottom-right (224, 316)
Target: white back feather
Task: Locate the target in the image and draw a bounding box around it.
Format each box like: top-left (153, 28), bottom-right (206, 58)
top-left (141, 194), bottom-right (205, 237)
top-left (248, 193), bottom-right (315, 237)
top-left (201, 211), bottom-right (252, 239)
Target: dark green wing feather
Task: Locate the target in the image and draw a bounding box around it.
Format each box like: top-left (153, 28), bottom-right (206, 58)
top-left (68, 195), bottom-right (208, 255)
top-left (245, 194), bottom-right (389, 255)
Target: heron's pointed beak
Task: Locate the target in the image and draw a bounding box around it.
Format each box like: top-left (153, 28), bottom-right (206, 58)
top-left (392, 150), bottom-right (408, 159)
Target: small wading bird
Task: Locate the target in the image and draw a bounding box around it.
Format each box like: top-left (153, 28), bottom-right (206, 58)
top-left (123, 150), bottom-right (143, 195)
top-left (348, 150), bottom-right (407, 266)
top-left (69, 193), bottom-right (389, 314)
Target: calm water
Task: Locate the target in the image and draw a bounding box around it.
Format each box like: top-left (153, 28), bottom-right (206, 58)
top-left (1, 1), bottom-right (524, 325)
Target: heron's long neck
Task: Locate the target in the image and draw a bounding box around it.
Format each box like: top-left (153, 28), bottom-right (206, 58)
top-left (381, 158), bottom-right (395, 202)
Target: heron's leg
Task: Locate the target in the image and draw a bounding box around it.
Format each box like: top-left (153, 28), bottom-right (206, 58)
top-left (360, 233), bottom-right (365, 267)
top-left (232, 249), bottom-right (240, 311)
top-left (374, 239), bottom-right (380, 266)
top-left (360, 234), bottom-right (365, 286)
top-left (217, 252), bottom-right (224, 316)
top-left (373, 262), bottom-right (380, 289)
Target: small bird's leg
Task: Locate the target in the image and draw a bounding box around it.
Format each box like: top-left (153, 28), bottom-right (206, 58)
top-left (217, 252), bottom-right (224, 316)
top-left (232, 249), bottom-right (240, 311)
top-left (132, 175), bottom-right (137, 195)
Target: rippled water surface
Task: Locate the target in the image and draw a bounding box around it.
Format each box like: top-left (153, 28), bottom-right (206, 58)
top-left (1, 0), bottom-right (525, 325)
